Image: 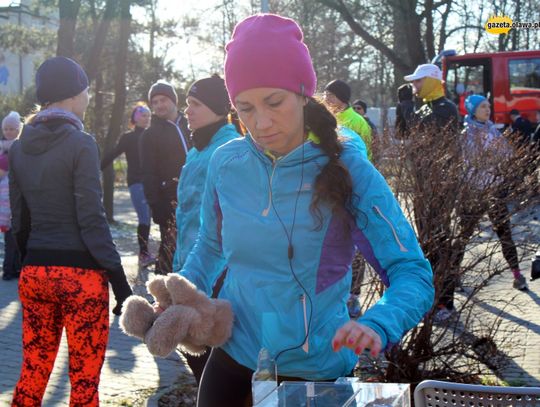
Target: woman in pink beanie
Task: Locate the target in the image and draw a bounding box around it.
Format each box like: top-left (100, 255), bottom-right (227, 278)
top-left (177, 14), bottom-right (433, 406)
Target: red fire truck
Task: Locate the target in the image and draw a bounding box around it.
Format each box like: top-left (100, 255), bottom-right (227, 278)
top-left (433, 50), bottom-right (540, 126)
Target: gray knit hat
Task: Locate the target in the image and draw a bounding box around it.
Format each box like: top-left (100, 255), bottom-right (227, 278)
top-left (148, 80), bottom-right (178, 105)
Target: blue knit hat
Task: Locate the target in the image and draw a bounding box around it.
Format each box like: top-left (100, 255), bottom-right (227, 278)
top-left (36, 57), bottom-right (89, 105)
top-left (465, 94), bottom-right (486, 117)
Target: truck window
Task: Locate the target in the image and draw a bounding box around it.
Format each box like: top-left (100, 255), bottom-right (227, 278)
top-left (509, 58), bottom-right (540, 95)
top-left (446, 62), bottom-right (490, 102)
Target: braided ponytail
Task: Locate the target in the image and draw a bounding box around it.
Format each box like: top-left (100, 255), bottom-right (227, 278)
top-left (304, 97), bottom-right (354, 228)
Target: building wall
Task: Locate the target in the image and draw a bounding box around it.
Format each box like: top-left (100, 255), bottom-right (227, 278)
top-left (0, 0), bottom-right (58, 96)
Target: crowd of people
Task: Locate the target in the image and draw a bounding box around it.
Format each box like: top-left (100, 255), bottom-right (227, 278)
top-left (0, 11), bottom-right (537, 407)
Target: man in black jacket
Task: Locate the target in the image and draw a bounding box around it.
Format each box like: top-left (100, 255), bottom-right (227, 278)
top-left (404, 63), bottom-right (459, 132)
top-left (510, 109), bottom-right (533, 145)
top-left (404, 63), bottom-right (460, 323)
top-left (140, 80), bottom-right (190, 274)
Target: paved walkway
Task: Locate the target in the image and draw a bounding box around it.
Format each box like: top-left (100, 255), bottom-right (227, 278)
top-left (0, 188), bottom-right (191, 406)
top-left (472, 204), bottom-right (540, 386)
top-left (0, 189), bottom-right (538, 406)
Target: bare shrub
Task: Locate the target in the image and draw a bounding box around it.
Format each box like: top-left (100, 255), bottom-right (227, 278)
top-left (354, 123), bottom-right (539, 384)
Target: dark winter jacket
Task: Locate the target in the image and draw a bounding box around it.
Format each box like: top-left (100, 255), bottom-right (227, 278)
top-left (511, 116), bottom-right (533, 145)
top-left (533, 123), bottom-right (540, 146)
top-left (101, 126), bottom-right (145, 186)
top-left (9, 117), bottom-right (131, 302)
top-left (140, 113), bottom-right (190, 225)
top-left (395, 100), bottom-right (415, 139)
top-left (414, 96), bottom-right (459, 133)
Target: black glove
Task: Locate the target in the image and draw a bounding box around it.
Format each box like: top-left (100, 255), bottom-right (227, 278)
top-left (108, 267), bottom-right (133, 316)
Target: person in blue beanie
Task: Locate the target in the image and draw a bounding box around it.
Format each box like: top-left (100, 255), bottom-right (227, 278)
top-left (462, 95), bottom-right (527, 289)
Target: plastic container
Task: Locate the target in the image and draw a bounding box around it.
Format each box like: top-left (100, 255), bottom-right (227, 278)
top-left (254, 378), bottom-right (410, 407)
top-left (252, 348), bottom-right (278, 405)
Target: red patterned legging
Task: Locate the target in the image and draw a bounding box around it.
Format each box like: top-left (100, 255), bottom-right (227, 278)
top-left (12, 265), bottom-right (109, 407)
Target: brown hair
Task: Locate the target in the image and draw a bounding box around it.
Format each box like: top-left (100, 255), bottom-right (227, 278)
top-left (24, 105), bottom-right (42, 125)
top-left (304, 97), bottom-right (354, 227)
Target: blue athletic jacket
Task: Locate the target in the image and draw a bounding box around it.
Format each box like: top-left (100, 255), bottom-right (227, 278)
top-left (180, 134), bottom-right (433, 380)
top-left (173, 124), bottom-right (239, 273)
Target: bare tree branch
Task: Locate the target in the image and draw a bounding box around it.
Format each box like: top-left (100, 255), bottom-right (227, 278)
top-left (85, 0), bottom-right (118, 83)
top-left (317, 0), bottom-right (412, 72)
top-left (419, 0), bottom-right (452, 18)
top-left (425, 0), bottom-right (436, 59)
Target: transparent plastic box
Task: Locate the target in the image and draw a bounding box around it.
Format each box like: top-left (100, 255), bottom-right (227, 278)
top-left (254, 378), bottom-right (410, 407)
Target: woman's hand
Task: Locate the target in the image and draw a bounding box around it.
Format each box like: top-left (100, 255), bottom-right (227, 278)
top-left (332, 321), bottom-right (382, 357)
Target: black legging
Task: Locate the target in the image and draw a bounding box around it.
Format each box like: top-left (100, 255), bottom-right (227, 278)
top-left (156, 219), bottom-right (176, 275)
top-left (184, 270), bottom-right (229, 385)
top-left (439, 196), bottom-right (519, 310)
top-left (197, 347), bottom-right (253, 407)
top-left (197, 348), bottom-right (342, 407)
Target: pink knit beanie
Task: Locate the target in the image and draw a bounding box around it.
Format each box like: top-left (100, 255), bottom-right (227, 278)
top-left (224, 14), bottom-right (317, 105)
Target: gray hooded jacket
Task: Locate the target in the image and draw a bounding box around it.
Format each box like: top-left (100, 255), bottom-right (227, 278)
top-left (9, 119), bottom-right (124, 279)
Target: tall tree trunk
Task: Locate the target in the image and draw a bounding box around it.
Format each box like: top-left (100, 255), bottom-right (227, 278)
top-left (85, 0), bottom-right (118, 83)
top-left (91, 6), bottom-right (105, 150)
top-left (56, 0), bottom-right (81, 57)
top-left (511, 0), bottom-right (521, 50)
top-left (149, 0), bottom-right (157, 58)
top-left (102, 0), bottom-right (132, 222)
top-left (392, 0), bottom-right (413, 92)
top-left (424, 0), bottom-right (436, 60)
top-left (93, 71), bottom-right (105, 148)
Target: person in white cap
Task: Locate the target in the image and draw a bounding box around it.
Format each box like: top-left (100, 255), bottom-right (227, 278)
top-left (403, 64), bottom-right (460, 324)
top-left (404, 63), bottom-right (458, 131)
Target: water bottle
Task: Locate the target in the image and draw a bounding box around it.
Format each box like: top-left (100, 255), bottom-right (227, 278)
top-left (252, 348), bottom-right (277, 405)
top-left (531, 251), bottom-right (540, 281)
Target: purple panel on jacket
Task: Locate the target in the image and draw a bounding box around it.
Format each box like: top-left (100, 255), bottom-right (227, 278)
top-left (350, 222), bottom-right (389, 288)
top-left (316, 215), bottom-right (355, 294)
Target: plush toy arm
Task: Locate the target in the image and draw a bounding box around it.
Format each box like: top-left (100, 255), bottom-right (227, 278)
top-left (145, 305), bottom-right (199, 358)
top-left (206, 299), bottom-right (234, 346)
top-left (146, 276), bottom-right (173, 309)
top-left (119, 295), bottom-right (156, 340)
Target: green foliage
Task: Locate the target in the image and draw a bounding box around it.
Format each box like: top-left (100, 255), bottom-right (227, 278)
top-left (0, 24), bottom-right (55, 55)
top-left (0, 86), bottom-right (38, 123)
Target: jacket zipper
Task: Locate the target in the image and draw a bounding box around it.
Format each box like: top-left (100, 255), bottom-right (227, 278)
top-left (260, 141), bottom-right (309, 217)
top-left (372, 205), bottom-right (408, 252)
top-left (301, 294), bottom-right (309, 353)
top-left (168, 118), bottom-right (189, 155)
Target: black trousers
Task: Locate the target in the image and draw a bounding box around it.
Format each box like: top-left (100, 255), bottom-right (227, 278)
top-left (197, 347), bottom-right (345, 407)
top-left (156, 217), bottom-right (176, 275)
top-left (197, 347), bottom-right (253, 407)
top-left (439, 197), bottom-right (519, 310)
top-left (184, 270), bottom-right (228, 386)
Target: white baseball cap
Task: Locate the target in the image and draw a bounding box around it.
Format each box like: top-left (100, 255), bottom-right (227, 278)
top-left (404, 64), bottom-right (442, 81)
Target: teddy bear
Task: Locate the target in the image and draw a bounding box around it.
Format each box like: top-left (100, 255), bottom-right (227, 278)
top-left (119, 273), bottom-right (234, 358)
